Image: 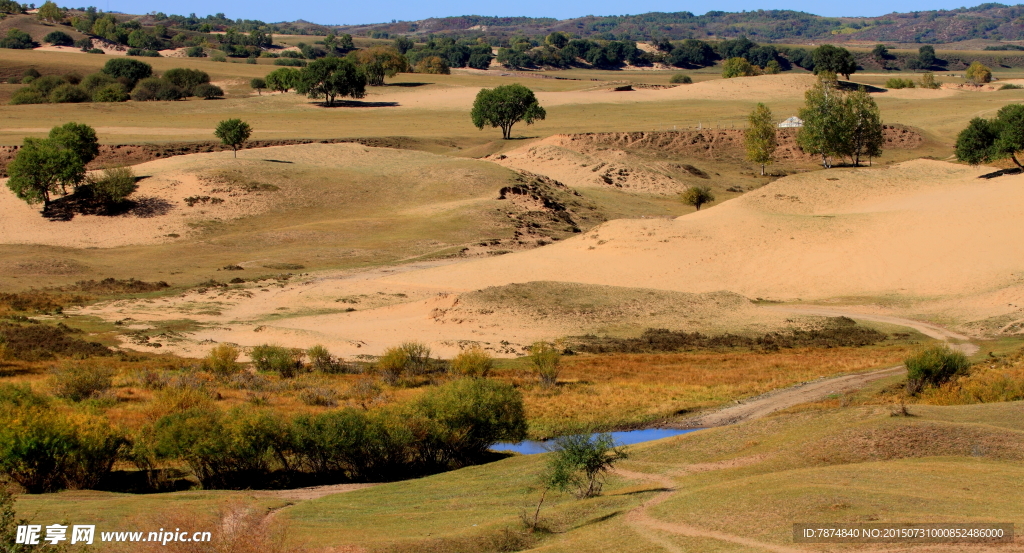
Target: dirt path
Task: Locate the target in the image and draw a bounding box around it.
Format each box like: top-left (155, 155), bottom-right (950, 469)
top-left (618, 305), bottom-right (982, 552)
top-left (675, 305), bottom-right (978, 428)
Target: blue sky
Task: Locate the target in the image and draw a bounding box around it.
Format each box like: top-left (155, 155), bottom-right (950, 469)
top-left (99, 0), bottom-right (998, 25)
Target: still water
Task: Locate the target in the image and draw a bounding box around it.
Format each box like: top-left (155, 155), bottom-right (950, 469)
top-left (492, 428), bottom-right (700, 455)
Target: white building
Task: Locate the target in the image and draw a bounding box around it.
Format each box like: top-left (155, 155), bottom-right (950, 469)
top-left (778, 116), bottom-right (804, 128)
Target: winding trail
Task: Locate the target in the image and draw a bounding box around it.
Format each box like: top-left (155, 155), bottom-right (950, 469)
top-left (617, 305), bottom-right (980, 552)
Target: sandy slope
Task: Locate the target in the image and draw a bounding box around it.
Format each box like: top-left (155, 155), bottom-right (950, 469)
top-left (374, 159), bottom-right (1024, 305)
top-left (76, 158), bottom-right (1024, 358)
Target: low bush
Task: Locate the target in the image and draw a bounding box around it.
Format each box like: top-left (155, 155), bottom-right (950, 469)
top-left (544, 432), bottom-right (628, 499)
top-left (528, 341), bottom-right (561, 387)
top-left (49, 83), bottom-right (89, 103)
top-left (306, 344), bottom-right (344, 373)
top-left (274, 58), bottom-right (306, 67)
top-left (0, 392), bottom-right (126, 492)
top-left (85, 48), bottom-right (104, 54)
top-left (131, 77), bottom-right (185, 101)
top-left (81, 72), bottom-right (115, 93)
top-left (51, 360), bottom-right (115, 402)
top-left (74, 37), bottom-right (93, 50)
top-left (211, 52), bottom-right (227, 62)
top-left (43, 30), bottom-right (72, 46)
top-left (193, 83), bottom-right (223, 99)
top-left (451, 346), bottom-right (493, 378)
top-left (415, 56), bottom-right (450, 74)
top-left (376, 347), bottom-right (409, 384)
top-left (905, 345), bottom-right (970, 394)
top-left (203, 343), bottom-right (240, 376)
top-left (919, 72), bottom-right (941, 89)
top-left (299, 386), bottom-right (339, 407)
top-left (163, 67), bottom-right (209, 95)
top-left (9, 88), bottom-right (47, 105)
top-left (186, 46), bottom-right (206, 57)
top-left (669, 73), bottom-right (692, 84)
top-left (1000, 83), bottom-right (1023, 90)
top-left (151, 406), bottom-right (287, 488)
top-left (251, 344), bottom-right (302, 377)
top-left (0, 322), bottom-right (111, 361)
top-left (885, 77), bottom-right (915, 89)
top-left (28, 75), bottom-right (67, 97)
top-left (92, 83), bottom-right (129, 102)
top-left (0, 29), bottom-right (33, 49)
top-left (127, 48), bottom-right (160, 57)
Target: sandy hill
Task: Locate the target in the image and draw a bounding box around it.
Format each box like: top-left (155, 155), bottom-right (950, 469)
top-left (371, 159), bottom-right (1024, 328)
top-left (79, 158), bottom-right (1024, 358)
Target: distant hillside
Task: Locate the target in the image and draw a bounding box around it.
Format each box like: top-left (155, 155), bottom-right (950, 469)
top-left (328, 4), bottom-right (1024, 44)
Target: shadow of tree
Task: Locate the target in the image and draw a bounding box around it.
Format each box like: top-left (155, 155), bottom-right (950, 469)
top-left (42, 190), bottom-right (173, 221)
top-left (978, 167), bottom-right (1023, 179)
top-left (317, 100), bottom-right (400, 108)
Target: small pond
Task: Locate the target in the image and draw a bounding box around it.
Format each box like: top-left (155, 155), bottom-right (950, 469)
top-left (492, 428), bottom-right (700, 455)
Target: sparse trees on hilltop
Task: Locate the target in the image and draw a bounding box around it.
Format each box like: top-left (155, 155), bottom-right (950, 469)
top-left (798, 73), bottom-right (884, 168)
top-left (746, 103), bottom-right (777, 175)
top-left (36, 0), bottom-right (62, 23)
top-left (471, 83), bottom-right (546, 139)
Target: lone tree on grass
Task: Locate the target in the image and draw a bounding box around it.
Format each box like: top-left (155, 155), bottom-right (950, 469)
top-left (956, 104), bottom-right (1024, 169)
top-left (966, 61), bottom-right (992, 84)
top-left (745, 103), bottom-right (777, 175)
top-left (296, 57), bottom-right (366, 106)
top-left (471, 83), bottom-right (546, 140)
top-left (214, 119), bottom-right (252, 158)
top-left (250, 77), bottom-right (266, 95)
top-left (812, 44), bottom-right (857, 80)
top-left (681, 185), bottom-right (715, 211)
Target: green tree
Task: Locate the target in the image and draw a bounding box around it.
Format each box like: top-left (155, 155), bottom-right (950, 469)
top-left (798, 72), bottom-right (850, 168)
top-left (35, 0), bottom-right (61, 22)
top-left (43, 30), bottom-right (72, 46)
top-left (5, 138), bottom-right (84, 208)
top-left (353, 46), bottom-right (408, 86)
top-left (296, 57), bottom-right (366, 106)
top-left (162, 67), bottom-right (209, 95)
top-left (812, 44), bottom-right (857, 79)
top-left (955, 104), bottom-right (1024, 169)
top-left (745, 103), bottom-right (777, 175)
top-left (49, 122), bottom-right (99, 166)
top-left (471, 83), bottom-right (547, 139)
top-left (721, 57), bottom-right (756, 78)
top-left (966, 61), bottom-right (992, 84)
top-left (871, 44), bottom-right (889, 63)
top-left (681, 185), bottom-right (715, 210)
top-left (265, 67), bottom-right (299, 93)
top-left (101, 57), bottom-right (152, 87)
top-left (545, 432), bottom-right (628, 499)
top-left (250, 77), bottom-right (266, 95)
top-left (214, 119), bottom-right (252, 158)
top-left (392, 35), bottom-right (414, 54)
top-left (845, 87), bottom-right (884, 166)
top-left (918, 45), bottom-right (936, 68)
top-left (0, 29), bottom-right (34, 49)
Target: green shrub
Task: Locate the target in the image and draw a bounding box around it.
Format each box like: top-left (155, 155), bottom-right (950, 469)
top-left (905, 345), bottom-right (971, 394)
top-left (151, 406), bottom-right (287, 488)
top-left (85, 48), bottom-right (104, 54)
top-left (544, 432), bottom-right (628, 499)
top-left (451, 346), bottom-right (493, 378)
top-left (0, 405), bottom-right (126, 493)
top-left (919, 72), bottom-right (941, 89)
top-left (74, 37), bottom-right (93, 50)
top-left (102, 57), bottom-right (153, 87)
top-left (400, 341), bottom-right (433, 375)
top-left (250, 344), bottom-right (301, 377)
top-left (274, 57), bottom-right (306, 67)
top-left (186, 46), bottom-right (206, 57)
top-left (885, 77), bottom-right (915, 89)
top-left (163, 67), bottom-right (209, 95)
top-left (92, 83), bottom-right (129, 102)
top-left (669, 73), bottom-right (692, 84)
top-left (51, 360), bottom-right (114, 402)
top-left (306, 344), bottom-right (342, 372)
top-left (126, 48), bottom-right (160, 57)
top-left (130, 77), bottom-right (184, 101)
top-left (528, 341), bottom-right (561, 387)
top-left (211, 51), bottom-right (227, 62)
top-left (49, 83), bottom-right (89, 103)
top-left (376, 346), bottom-right (410, 384)
top-left (29, 74), bottom-right (67, 97)
top-left (410, 378), bottom-right (527, 467)
top-left (9, 88), bottom-right (47, 105)
top-left (43, 30), bottom-right (72, 46)
top-left (203, 343), bottom-right (240, 376)
top-left (193, 83), bottom-right (223, 99)
top-left (288, 408), bottom-right (411, 480)
top-left (1000, 83), bottom-right (1023, 90)
top-left (22, 68), bottom-right (40, 80)
top-left (246, 56), bottom-right (257, 64)
top-left (81, 72), bottom-right (115, 93)
top-left (0, 29), bottom-right (33, 49)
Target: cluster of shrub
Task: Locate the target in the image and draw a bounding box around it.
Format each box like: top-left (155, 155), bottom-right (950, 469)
top-left (574, 317), bottom-right (887, 354)
top-left (886, 72), bottom-right (942, 89)
top-left (0, 341), bottom-right (527, 492)
top-left (11, 59), bottom-right (222, 105)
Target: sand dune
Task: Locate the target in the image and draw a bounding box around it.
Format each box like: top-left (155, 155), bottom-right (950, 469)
top-left (376, 159), bottom-right (1024, 305)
